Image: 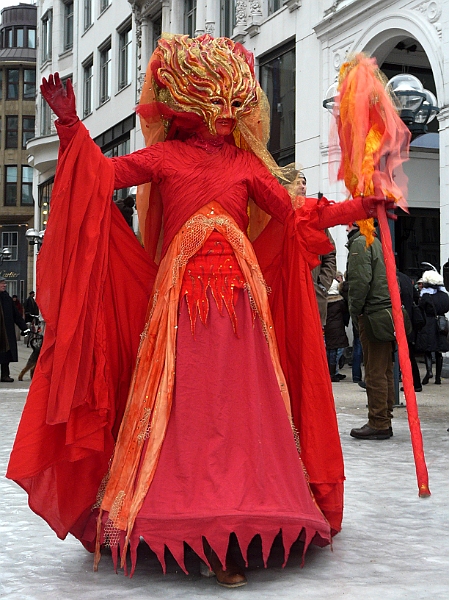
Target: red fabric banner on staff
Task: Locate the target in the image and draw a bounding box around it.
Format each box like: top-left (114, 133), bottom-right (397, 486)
top-left (331, 54), bottom-right (431, 497)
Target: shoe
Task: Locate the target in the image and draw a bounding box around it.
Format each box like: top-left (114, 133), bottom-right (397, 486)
top-left (353, 377), bottom-right (362, 383)
top-left (358, 381), bottom-right (366, 389)
top-left (422, 373), bottom-right (433, 385)
top-left (330, 375), bottom-right (340, 382)
top-left (350, 423), bottom-right (391, 440)
top-left (434, 379), bottom-right (441, 385)
top-left (336, 373), bottom-right (346, 380)
top-left (1, 376), bottom-right (14, 382)
top-left (203, 545), bottom-right (247, 588)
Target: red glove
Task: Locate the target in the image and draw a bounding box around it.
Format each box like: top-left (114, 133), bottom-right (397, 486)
top-left (361, 195), bottom-right (397, 220)
top-left (40, 73), bottom-right (78, 127)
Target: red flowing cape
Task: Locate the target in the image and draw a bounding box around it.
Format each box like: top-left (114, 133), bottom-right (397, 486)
top-left (7, 123), bottom-right (343, 543)
top-left (6, 124), bottom-right (156, 539)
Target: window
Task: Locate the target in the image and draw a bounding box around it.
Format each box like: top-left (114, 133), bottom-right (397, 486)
top-left (21, 166), bottom-right (34, 206)
top-left (23, 69), bottom-right (36, 99)
top-left (6, 116), bottom-right (18, 148)
top-left (84, 0), bottom-right (92, 31)
top-left (185, 0), bottom-right (197, 37)
top-left (39, 177), bottom-right (54, 228)
top-left (28, 28), bottom-right (36, 49)
top-left (42, 11), bottom-right (53, 63)
top-left (63, 1), bottom-right (74, 51)
top-left (22, 117), bottom-right (35, 148)
top-left (100, 0), bottom-right (110, 13)
top-left (0, 71), bottom-right (2, 101)
top-left (220, 0), bottom-right (235, 37)
top-left (1, 232), bottom-right (18, 261)
top-left (83, 58), bottom-right (93, 117)
top-left (7, 69), bottom-right (19, 99)
top-left (118, 24), bottom-right (132, 90)
top-left (104, 138), bottom-right (131, 201)
top-left (41, 97), bottom-right (52, 135)
top-left (268, 0), bottom-right (281, 15)
top-left (5, 166), bottom-right (18, 206)
top-left (16, 28), bottom-right (24, 47)
top-left (5, 28), bottom-right (13, 48)
top-left (99, 41), bottom-right (111, 104)
top-left (260, 43), bottom-right (296, 166)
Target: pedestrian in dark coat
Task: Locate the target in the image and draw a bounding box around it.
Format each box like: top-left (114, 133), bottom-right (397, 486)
top-left (325, 279), bottom-right (349, 381)
top-left (0, 277), bottom-right (28, 382)
top-left (415, 270), bottom-right (449, 385)
top-left (397, 270), bottom-right (422, 392)
top-left (23, 291), bottom-right (39, 324)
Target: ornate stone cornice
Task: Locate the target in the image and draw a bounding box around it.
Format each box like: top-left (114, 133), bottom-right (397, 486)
top-left (413, 0), bottom-right (442, 38)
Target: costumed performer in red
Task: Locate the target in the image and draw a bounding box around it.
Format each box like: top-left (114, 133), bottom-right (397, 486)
top-left (7, 34), bottom-right (393, 588)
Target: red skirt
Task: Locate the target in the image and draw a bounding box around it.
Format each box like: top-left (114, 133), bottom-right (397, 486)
top-left (88, 287), bottom-right (330, 573)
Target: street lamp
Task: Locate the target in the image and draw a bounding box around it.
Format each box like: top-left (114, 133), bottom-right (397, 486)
top-left (25, 229), bottom-right (45, 250)
top-left (0, 247), bottom-right (12, 264)
top-left (323, 72), bottom-right (439, 137)
top-left (385, 74), bottom-right (439, 136)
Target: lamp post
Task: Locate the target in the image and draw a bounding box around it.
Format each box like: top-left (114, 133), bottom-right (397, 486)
top-left (0, 247), bottom-right (12, 264)
top-left (386, 74), bottom-right (439, 137)
top-left (25, 229), bottom-right (45, 251)
top-left (323, 73), bottom-right (439, 138)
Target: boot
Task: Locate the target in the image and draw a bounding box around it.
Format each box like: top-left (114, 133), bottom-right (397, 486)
top-left (202, 540), bottom-right (247, 588)
top-left (422, 353), bottom-right (433, 385)
top-left (435, 353), bottom-right (443, 385)
top-left (329, 363), bottom-right (339, 382)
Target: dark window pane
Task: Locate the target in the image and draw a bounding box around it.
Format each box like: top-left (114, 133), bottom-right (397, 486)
top-left (22, 116), bottom-right (35, 147)
top-left (6, 116), bottom-right (18, 148)
top-left (5, 166), bottom-right (18, 206)
top-left (7, 69), bottom-right (19, 99)
top-left (16, 28), bottom-right (24, 47)
top-left (28, 28), bottom-right (36, 49)
top-left (21, 166), bottom-right (34, 205)
top-left (23, 69), bottom-right (36, 99)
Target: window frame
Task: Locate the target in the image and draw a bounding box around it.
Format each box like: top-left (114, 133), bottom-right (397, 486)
top-left (23, 69), bottom-right (36, 100)
top-left (21, 165), bottom-right (34, 206)
top-left (118, 21), bottom-right (132, 91)
top-left (6, 69), bottom-right (19, 100)
top-left (5, 166), bottom-right (18, 207)
top-left (84, 0), bottom-right (92, 32)
top-left (1, 231), bottom-right (18, 261)
top-left (41, 10), bottom-right (53, 63)
top-left (63, 0), bottom-right (74, 51)
top-left (99, 39), bottom-right (112, 105)
top-left (83, 56), bottom-right (94, 118)
top-left (22, 116), bottom-right (35, 148)
top-left (6, 115), bottom-right (19, 149)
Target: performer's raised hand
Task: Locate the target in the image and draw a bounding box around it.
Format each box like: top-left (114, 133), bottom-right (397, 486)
top-left (41, 73), bottom-right (78, 127)
top-left (361, 170), bottom-right (397, 220)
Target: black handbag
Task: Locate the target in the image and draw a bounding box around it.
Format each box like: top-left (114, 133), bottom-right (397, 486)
top-left (430, 297), bottom-right (449, 335)
top-left (436, 314), bottom-right (449, 335)
top-left (365, 306), bottom-right (412, 343)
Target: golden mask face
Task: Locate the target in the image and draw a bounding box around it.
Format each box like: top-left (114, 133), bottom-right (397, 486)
top-left (152, 34), bottom-right (260, 135)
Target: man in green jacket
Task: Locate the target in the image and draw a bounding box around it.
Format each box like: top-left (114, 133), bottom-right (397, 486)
top-left (346, 224), bottom-right (394, 440)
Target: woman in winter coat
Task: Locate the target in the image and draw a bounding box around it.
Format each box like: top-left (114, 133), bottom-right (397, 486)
top-left (415, 270), bottom-right (449, 385)
top-left (325, 279), bottom-right (349, 382)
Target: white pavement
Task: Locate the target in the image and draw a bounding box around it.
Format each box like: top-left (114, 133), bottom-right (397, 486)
top-left (1, 346), bottom-right (449, 599)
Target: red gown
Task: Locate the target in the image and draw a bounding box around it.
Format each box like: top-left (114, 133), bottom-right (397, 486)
top-left (7, 122), bottom-right (366, 574)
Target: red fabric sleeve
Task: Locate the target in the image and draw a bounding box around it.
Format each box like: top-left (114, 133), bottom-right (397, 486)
top-left (316, 196), bottom-right (368, 229)
top-left (7, 122), bottom-right (157, 539)
top-left (247, 155), bottom-right (293, 224)
top-left (112, 144), bottom-right (164, 189)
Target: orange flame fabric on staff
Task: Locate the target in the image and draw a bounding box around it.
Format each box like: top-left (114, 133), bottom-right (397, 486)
top-left (333, 54), bottom-right (431, 497)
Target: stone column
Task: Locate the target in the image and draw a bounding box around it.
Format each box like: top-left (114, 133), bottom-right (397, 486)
top-left (438, 106), bottom-right (449, 267)
top-left (195, 0), bottom-right (206, 36)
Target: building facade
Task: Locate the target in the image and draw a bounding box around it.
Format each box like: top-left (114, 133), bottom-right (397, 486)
top-left (0, 2), bottom-right (37, 299)
top-left (29, 0), bottom-right (449, 279)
